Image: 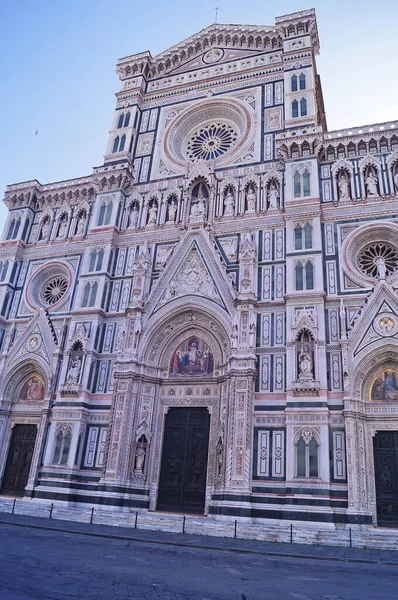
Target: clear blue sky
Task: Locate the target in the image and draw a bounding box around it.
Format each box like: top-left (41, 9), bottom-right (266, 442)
top-left (0, 1), bottom-right (397, 228)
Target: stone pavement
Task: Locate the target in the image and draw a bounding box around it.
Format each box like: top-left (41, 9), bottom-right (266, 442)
top-left (1, 512), bottom-right (398, 565)
top-left (1, 515), bottom-right (398, 600)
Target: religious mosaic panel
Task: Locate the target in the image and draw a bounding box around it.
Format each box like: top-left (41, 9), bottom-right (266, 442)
top-left (371, 369), bottom-right (398, 401)
top-left (170, 338), bottom-right (214, 377)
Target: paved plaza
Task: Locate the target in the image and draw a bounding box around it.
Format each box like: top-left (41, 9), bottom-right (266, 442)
top-left (0, 515), bottom-right (398, 599)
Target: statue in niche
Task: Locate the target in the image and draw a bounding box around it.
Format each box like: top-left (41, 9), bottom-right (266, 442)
top-left (376, 256), bottom-right (387, 279)
top-left (40, 218), bottom-right (50, 241)
top-left (223, 189), bottom-right (235, 216)
top-left (393, 170), bottom-right (398, 193)
top-left (245, 186), bottom-right (256, 213)
top-left (365, 171), bottom-right (378, 196)
top-left (268, 183), bottom-right (279, 209)
top-left (147, 202), bottom-right (158, 225)
top-left (231, 323), bottom-right (238, 349)
top-left (129, 204), bottom-right (139, 228)
top-left (134, 444), bottom-right (146, 472)
top-left (76, 213), bottom-right (86, 237)
top-left (190, 191), bottom-right (206, 218)
top-left (216, 437), bottom-right (223, 476)
top-left (338, 173), bottom-right (350, 200)
top-left (167, 199), bottom-right (177, 222)
top-left (298, 347), bottom-right (313, 379)
top-left (57, 215), bottom-right (68, 238)
top-left (67, 357), bottom-right (82, 382)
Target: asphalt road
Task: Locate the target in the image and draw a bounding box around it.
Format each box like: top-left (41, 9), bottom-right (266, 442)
top-left (0, 522), bottom-right (397, 600)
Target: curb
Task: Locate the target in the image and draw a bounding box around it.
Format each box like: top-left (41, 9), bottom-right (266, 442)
top-left (1, 517), bottom-right (397, 566)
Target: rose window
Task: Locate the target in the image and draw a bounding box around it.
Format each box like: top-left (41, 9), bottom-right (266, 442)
top-left (358, 243), bottom-right (398, 278)
top-left (186, 123), bottom-right (239, 161)
top-left (41, 276), bottom-right (68, 305)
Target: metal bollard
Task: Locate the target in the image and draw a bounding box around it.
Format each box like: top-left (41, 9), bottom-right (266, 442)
top-left (234, 520), bottom-right (237, 539)
top-left (290, 523), bottom-right (293, 543)
top-left (49, 503), bottom-right (53, 519)
top-left (90, 507), bottom-right (94, 524)
top-left (349, 527), bottom-right (352, 548)
top-left (182, 515), bottom-right (186, 534)
top-left (11, 499), bottom-right (16, 515)
top-left (134, 511), bottom-right (138, 529)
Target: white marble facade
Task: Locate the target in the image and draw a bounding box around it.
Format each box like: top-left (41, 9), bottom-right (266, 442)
top-left (1, 8), bottom-right (398, 528)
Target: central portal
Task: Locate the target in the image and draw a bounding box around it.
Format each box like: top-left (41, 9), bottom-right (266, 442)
top-left (1, 424), bottom-right (37, 496)
top-left (157, 407), bottom-right (210, 514)
top-left (373, 431), bottom-right (398, 527)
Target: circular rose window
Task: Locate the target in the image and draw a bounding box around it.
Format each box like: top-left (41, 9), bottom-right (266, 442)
top-left (342, 223), bottom-right (398, 287)
top-left (163, 97), bottom-right (255, 169)
top-left (186, 123), bottom-right (238, 161)
top-left (358, 243), bottom-right (398, 278)
top-left (26, 262), bottom-right (71, 311)
top-left (41, 276), bottom-right (68, 305)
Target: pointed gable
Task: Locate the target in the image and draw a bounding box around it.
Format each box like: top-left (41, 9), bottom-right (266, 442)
top-left (145, 230), bottom-right (236, 318)
top-left (6, 308), bottom-right (58, 371)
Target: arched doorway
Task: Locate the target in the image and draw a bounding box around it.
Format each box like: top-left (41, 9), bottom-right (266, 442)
top-left (370, 368), bottom-right (398, 527)
top-left (157, 336), bottom-right (214, 513)
top-left (0, 372), bottom-right (46, 496)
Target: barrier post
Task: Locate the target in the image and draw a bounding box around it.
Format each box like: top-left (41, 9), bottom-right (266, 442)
top-left (90, 507), bottom-right (94, 524)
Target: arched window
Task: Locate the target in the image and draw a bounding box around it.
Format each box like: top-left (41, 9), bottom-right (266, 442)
top-left (96, 249), bottom-right (104, 272)
top-left (291, 75), bottom-right (298, 92)
top-left (89, 282), bottom-right (98, 307)
top-left (296, 438), bottom-right (306, 477)
top-left (82, 283), bottom-right (90, 307)
top-left (112, 136), bottom-right (119, 153)
top-left (305, 262), bottom-right (314, 289)
top-left (295, 262), bottom-right (303, 291)
top-left (104, 202), bottom-right (113, 225)
top-left (300, 98), bottom-right (307, 117)
top-left (52, 428), bottom-right (72, 465)
top-left (124, 112), bottom-right (130, 127)
top-left (293, 172), bottom-right (301, 198)
top-left (296, 434), bottom-right (319, 478)
top-left (6, 219), bottom-right (16, 241)
top-left (89, 250), bottom-right (97, 272)
top-left (299, 73), bottom-right (306, 90)
top-left (97, 204), bottom-right (106, 226)
top-left (292, 99), bottom-right (299, 119)
top-left (0, 261), bottom-right (8, 282)
top-left (303, 170), bottom-right (310, 196)
top-left (294, 225), bottom-right (303, 250)
top-left (117, 113), bottom-right (124, 128)
top-left (119, 135), bottom-right (126, 152)
top-left (304, 223), bottom-right (312, 249)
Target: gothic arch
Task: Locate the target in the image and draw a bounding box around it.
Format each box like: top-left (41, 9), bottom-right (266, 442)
top-left (140, 304), bottom-right (231, 372)
top-left (350, 344), bottom-right (398, 401)
top-left (1, 360), bottom-right (48, 407)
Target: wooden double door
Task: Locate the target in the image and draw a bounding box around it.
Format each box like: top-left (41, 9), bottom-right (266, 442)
top-left (374, 431), bottom-right (398, 527)
top-left (1, 425), bottom-right (37, 495)
top-left (157, 407), bottom-right (210, 514)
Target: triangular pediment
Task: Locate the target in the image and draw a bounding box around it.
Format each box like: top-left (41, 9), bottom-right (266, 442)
top-left (348, 283), bottom-right (398, 358)
top-left (146, 230), bottom-right (236, 318)
top-left (6, 308), bottom-right (58, 371)
top-left (167, 47), bottom-right (277, 76)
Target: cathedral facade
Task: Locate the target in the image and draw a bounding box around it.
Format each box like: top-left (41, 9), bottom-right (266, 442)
top-left (1, 8), bottom-right (398, 528)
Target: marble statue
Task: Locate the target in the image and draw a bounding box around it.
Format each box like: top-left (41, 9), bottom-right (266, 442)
top-left (147, 204), bottom-right (158, 225)
top-left (246, 187), bottom-right (256, 212)
top-left (223, 190), bottom-right (235, 216)
top-left (338, 174), bottom-right (350, 200)
top-left (67, 357), bottom-right (82, 382)
top-left (76, 214), bottom-right (86, 237)
top-left (376, 256), bottom-right (387, 279)
top-left (268, 184), bottom-right (279, 209)
top-left (167, 200), bottom-right (177, 222)
top-left (365, 172), bottom-right (378, 196)
top-left (299, 348), bottom-right (313, 377)
top-left (129, 204), bottom-right (139, 228)
top-left (134, 444), bottom-right (146, 472)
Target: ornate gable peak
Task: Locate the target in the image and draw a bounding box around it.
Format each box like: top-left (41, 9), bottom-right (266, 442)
top-left (387, 150), bottom-right (398, 167)
top-left (186, 160), bottom-right (213, 187)
top-left (358, 153), bottom-right (382, 169)
top-left (331, 158), bottom-right (354, 175)
top-left (348, 281), bottom-right (398, 340)
top-left (6, 308), bottom-right (58, 371)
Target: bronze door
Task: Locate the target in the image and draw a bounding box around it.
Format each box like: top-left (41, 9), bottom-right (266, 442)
top-left (373, 431), bottom-right (398, 527)
top-left (1, 425), bottom-right (37, 495)
top-left (157, 407), bottom-right (210, 514)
